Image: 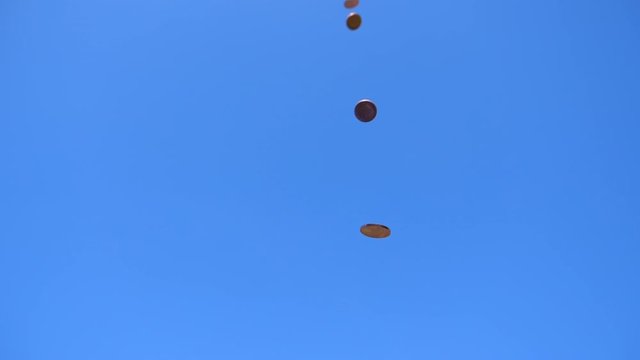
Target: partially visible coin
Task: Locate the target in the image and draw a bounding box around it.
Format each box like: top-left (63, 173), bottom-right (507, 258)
top-left (344, 0), bottom-right (360, 9)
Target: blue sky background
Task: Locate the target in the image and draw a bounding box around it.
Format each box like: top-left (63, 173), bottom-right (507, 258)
top-left (1, 0), bottom-right (640, 359)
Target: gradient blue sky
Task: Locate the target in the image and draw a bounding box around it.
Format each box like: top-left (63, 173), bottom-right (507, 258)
top-left (2, 1), bottom-right (640, 359)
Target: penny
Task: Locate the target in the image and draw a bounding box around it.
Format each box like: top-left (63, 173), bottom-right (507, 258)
top-left (354, 99), bottom-right (377, 122)
top-left (346, 13), bottom-right (362, 30)
top-left (360, 224), bottom-right (391, 239)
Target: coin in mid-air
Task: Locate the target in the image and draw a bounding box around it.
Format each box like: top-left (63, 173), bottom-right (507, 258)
top-left (346, 13), bottom-right (362, 30)
top-left (344, 0), bottom-right (359, 9)
top-left (354, 99), bottom-right (377, 122)
top-left (360, 224), bottom-right (391, 239)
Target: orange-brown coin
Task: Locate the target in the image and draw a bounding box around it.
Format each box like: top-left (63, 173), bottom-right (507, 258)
top-left (360, 224), bottom-right (391, 239)
top-left (346, 13), bottom-right (362, 30)
top-left (344, 0), bottom-right (359, 9)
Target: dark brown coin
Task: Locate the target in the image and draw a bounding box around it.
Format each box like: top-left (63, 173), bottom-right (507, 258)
top-left (344, 0), bottom-right (359, 9)
top-left (354, 99), bottom-right (377, 122)
top-left (360, 224), bottom-right (391, 239)
top-left (346, 13), bottom-right (362, 30)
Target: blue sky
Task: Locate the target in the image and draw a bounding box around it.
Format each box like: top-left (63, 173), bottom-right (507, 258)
top-left (1, 0), bottom-right (639, 359)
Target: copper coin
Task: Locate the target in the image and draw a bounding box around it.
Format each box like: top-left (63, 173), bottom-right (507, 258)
top-left (354, 99), bottom-right (377, 122)
top-left (346, 13), bottom-right (362, 30)
top-left (360, 224), bottom-right (391, 239)
top-left (344, 0), bottom-right (359, 9)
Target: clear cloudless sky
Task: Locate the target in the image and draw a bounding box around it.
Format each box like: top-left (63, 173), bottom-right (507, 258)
top-left (1, 0), bottom-right (639, 359)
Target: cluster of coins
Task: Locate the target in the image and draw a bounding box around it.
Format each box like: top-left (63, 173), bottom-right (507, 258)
top-left (344, 0), bottom-right (362, 31)
top-left (342, 1), bottom-right (391, 239)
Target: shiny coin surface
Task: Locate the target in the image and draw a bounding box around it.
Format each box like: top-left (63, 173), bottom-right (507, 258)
top-left (354, 99), bottom-right (377, 122)
top-left (360, 224), bottom-right (391, 239)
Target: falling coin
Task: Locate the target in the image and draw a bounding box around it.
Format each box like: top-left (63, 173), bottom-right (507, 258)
top-left (354, 99), bottom-right (377, 122)
top-left (346, 12), bottom-right (362, 30)
top-left (344, 0), bottom-right (359, 9)
top-left (360, 224), bottom-right (391, 239)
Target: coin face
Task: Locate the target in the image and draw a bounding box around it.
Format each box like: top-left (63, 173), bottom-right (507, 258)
top-left (346, 13), bottom-right (362, 30)
top-left (360, 224), bottom-right (391, 239)
top-left (354, 99), bottom-right (377, 122)
top-left (344, 0), bottom-right (359, 9)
